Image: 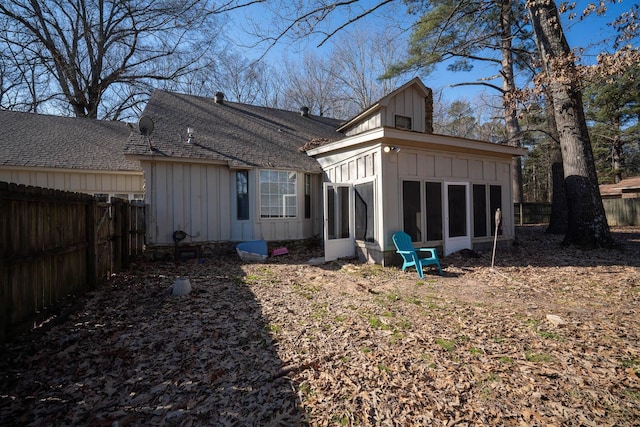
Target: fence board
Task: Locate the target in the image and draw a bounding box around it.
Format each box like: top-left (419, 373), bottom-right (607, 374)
top-left (514, 203), bottom-right (552, 225)
top-left (603, 198), bottom-right (640, 226)
top-left (515, 199), bottom-right (640, 227)
top-left (1, 182), bottom-right (145, 343)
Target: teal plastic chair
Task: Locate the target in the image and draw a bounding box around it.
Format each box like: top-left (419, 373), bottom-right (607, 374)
top-left (392, 231), bottom-right (443, 278)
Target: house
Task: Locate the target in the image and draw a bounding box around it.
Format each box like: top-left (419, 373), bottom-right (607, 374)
top-left (307, 78), bottom-right (526, 263)
top-left (125, 78), bottom-right (526, 264)
top-left (599, 177), bottom-right (640, 199)
top-left (124, 90), bottom-right (343, 247)
top-left (0, 110), bottom-right (144, 200)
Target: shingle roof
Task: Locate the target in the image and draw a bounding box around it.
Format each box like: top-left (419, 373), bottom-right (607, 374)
top-left (600, 177), bottom-right (640, 196)
top-left (0, 110), bottom-right (140, 171)
top-left (125, 90), bottom-right (345, 173)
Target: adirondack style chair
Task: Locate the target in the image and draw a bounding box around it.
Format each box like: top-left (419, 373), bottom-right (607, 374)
top-left (392, 231), bottom-right (443, 278)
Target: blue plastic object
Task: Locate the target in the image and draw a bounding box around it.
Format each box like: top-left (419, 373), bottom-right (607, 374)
top-left (392, 231), bottom-right (443, 278)
top-left (236, 240), bottom-right (268, 262)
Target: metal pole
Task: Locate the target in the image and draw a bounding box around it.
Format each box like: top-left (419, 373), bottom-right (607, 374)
top-left (491, 208), bottom-right (502, 269)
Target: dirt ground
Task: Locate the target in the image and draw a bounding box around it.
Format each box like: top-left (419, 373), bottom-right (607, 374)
top-left (1, 226), bottom-right (639, 426)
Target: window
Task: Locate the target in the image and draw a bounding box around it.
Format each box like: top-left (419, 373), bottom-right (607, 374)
top-left (260, 170), bottom-right (297, 218)
top-left (236, 170), bottom-right (249, 220)
top-left (473, 184), bottom-right (487, 237)
top-left (304, 174), bottom-right (311, 219)
top-left (490, 185), bottom-right (502, 235)
top-left (471, 184), bottom-right (502, 237)
top-left (402, 181), bottom-right (443, 242)
top-left (395, 115), bottom-right (412, 130)
top-left (402, 181), bottom-right (422, 242)
top-left (355, 182), bottom-right (375, 242)
top-left (327, 185), bottom-right (349, 239)
top-left (447, 184), bottom-right (467, 238)
top-left (425, 182), bottom-right (443, 241)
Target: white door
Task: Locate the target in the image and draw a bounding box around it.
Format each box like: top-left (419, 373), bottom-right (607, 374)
top-left (444, 182), bottom-right (471, 255)
top-left (324, 183), bottom-right (354, 261)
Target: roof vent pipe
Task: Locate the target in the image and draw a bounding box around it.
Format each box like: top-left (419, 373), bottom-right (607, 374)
top-left (214, 92), bottom-right (225, 104)
top-left (300, 106), bottom-right (309, 117)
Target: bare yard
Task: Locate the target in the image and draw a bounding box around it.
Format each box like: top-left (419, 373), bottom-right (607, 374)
top-left (1, 226), bottom-right (639, 426)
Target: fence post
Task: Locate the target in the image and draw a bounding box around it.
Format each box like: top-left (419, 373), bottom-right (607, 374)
top-left (122, 200), bottom-right (130, 269)
top-left (86, 198), bottom-right (97, 289)
top-left (111, 198), bottom-right (122, 273)
top-left (0, 182), bottom-right (9, 342)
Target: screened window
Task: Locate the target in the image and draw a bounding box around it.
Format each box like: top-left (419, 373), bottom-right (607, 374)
top-left (304, 174), bottom-right (311, 219)
top-left (236, 170), bottom-right (249, 220)
top-left (260, 170), bottom-right (297, 218)
top-left (425, 182), bottom-right (443, 241)
top-left (395, 115), bottom-right (412, 130)
top-left (490, 185), bottom-right (502, 235)
top-left (355, 182), bottom-right (375, 242)
top-left (473, 184), bottom-right (487, 237)
top-left (402, 181), bottom-right (422, 242)
top-left (447, 184), bottom-right (467, 238)
top-left (402, 181), bottom-right (443, 242)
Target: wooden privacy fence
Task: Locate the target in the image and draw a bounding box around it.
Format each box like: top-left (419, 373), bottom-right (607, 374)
top-left (514, 200), bottom-right (640, 226)
top-left (514, 203), bottom-right (552, 225)
top-left (602, 198), bottom-right (640, 226)
top-left (0, 182), bottom-right (145, 343)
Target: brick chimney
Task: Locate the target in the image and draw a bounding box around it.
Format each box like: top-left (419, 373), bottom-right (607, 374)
top-left (424, 87), bottom-right (434, 134)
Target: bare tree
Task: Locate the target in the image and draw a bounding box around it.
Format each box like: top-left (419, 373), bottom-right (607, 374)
top-left (330, 26), bottom-right (411, 115)
top-left (279, 53), bottom-right (343, 118)
top-left (163, 49), bottom-right (276, 106)
top-left (210, 51), bottom-right (273, 105)
top-left (246, 0), bottom-right (399, 55)
top-left (0, 0), bottom-right (258, 119)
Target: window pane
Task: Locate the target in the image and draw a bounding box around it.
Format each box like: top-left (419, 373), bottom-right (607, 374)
top-left (327, 187), bottom-right (336, 239)
top-left (259, 169), bottom-right (297, 218)
top-left (236, 171), bottom-right (249, 220)
top-left (304, 174), bottom-right (311, 219)
top-left (448, 184), bottom-right (467, 238)
top-left (426, 182), bottom-right (443, 241)
top-left (355, 182), bottom-right (374, 242)
top-left (338, 186), bottom-right (350, 238)
top-left (490, 185), bottom-right (502, 235)
top-left (473, 184), bottom-right (487, 237)
top-left (402, 181), bottom-right (421, 242)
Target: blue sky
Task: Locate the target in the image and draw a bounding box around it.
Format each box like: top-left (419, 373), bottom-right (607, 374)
top-left (228, 1), bottom-right (637, 103)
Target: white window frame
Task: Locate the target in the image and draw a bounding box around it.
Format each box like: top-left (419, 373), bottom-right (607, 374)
top-left (259, 169), bottom-right (297, 218)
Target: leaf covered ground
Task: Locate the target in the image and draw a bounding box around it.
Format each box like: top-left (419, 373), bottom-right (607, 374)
top-left (1, 226), bottom-right (639, 426)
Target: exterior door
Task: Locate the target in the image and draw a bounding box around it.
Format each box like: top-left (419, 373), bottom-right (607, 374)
top-left (324, 183), bottom-right (354, 261)
top-left (444, 182), bottom-right (471, 255)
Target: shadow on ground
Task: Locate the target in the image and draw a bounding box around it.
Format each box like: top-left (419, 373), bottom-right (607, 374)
top-left (0, 258), bottom-right (307, 425)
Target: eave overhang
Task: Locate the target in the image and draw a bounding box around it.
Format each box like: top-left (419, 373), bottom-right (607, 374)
top-left (307, 127), bottom-right (528, 159)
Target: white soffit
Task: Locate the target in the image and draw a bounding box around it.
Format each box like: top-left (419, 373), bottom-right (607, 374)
top-left (308, 127), bottom-right (527, 158)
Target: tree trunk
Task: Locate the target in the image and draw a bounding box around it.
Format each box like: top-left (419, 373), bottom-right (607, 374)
top-left (500, 0), bottom-right (524, 204)
top-left (612, 117), bottom-right (623, 183)
top-left (527, 0), bottom-right (613, 247)
top-left (544, 92), bottom-right (568, 234)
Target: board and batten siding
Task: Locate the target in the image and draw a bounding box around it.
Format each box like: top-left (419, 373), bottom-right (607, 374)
top-left (344, 113), bottom-right (382, 137)
top-left (321, 150), bottom-right (378, 183)
top-left (0, 168), bottom-right (144, 199)
top-left (143, 161), bottom-right (230, 245)
top-left (343, 86), bottom-right (427, 137)
top-left (317, 147), bottom-right (381, 254)
top-left (143, 160), bottom-right (322, 245)
top-left (388, 149), bottom-right (514, 242)
top-left (382, 86), bottom-right (426, 133)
